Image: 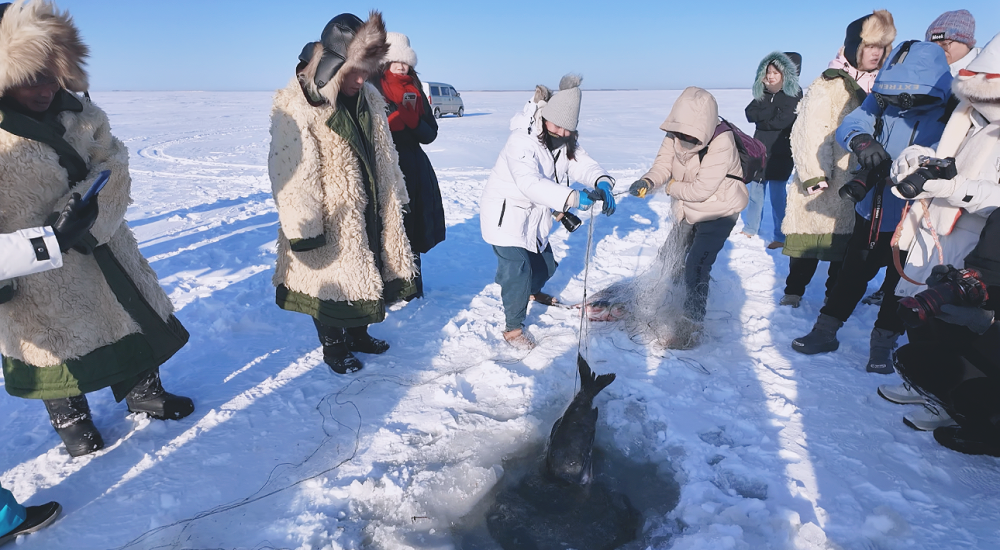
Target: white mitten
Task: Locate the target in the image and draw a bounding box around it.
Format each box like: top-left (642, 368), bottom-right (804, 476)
top-left (890, 145), bottom-right (935, 183)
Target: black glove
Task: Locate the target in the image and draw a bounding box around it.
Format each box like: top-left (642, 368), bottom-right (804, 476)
top-left (938, 304), bottom-right (995, 334)
top-left (850, 134), bottom-right (890, 171)
top-left (50, 193), bottom-right (99, 253)
top-left (629, 179), bottom-right (651, 198)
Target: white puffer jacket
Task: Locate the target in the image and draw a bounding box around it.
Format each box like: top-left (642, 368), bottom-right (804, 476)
top-left (480, 99), bottom-right (609, 251)
top-left (0, 226), bottom-right (62, 279)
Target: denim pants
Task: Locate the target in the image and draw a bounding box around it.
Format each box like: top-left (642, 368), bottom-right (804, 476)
top-left (0, 484), bottom-right (25, 537)
top-left (672, 214), bottom-right (738, 321)
top-left (741, 179), bottom-right (787, 242)
top-left (493, 244), bottom-right (557, 331)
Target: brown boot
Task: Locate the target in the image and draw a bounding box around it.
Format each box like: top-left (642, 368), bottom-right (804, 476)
top-left (503, 327), bottom-right (536, 350)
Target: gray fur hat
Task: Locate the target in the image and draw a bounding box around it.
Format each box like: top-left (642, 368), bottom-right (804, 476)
top-left (540, 74), bottom-right (582, 131)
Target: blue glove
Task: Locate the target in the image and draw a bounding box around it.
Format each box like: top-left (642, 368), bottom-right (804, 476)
top-left (577, 189), bottom-right (600, 211)
top-left (596, 180), bottom-right (615, 216)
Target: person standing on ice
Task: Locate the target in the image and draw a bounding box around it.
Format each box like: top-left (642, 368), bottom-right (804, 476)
top-left (741, 51), bottom-right (802, 249)
top-left (790, 41), bottom-right (953, 374)
top-left (269, 12), bottom-right (418, 374)
top-left (479, 75), bottom-right (616, 350)
top-left (627, 87), bottom-right (748, 349)
top-left (779, 10), bottom-right (896, 309)
top-left (0, 0), bottom-right (194, 458)
top-left (370, 31), bottom-right (445, 299)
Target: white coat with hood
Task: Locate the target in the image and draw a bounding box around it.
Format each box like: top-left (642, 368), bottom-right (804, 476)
top-left (480, 90), bottom-right (610, 252)
top-left (893, 33), bottom-right (1000, 297)
top-left (0, 226), bottom-right (61, 279)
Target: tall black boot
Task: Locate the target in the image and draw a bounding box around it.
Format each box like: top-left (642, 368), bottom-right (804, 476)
top-left (43, 395), bottom-right (104, 457)
top-left (126, 369), bottom-right (195, 420)
top-left (346, 325), bottom-right (390, 354)
top-left (314, 319), bottom-right (363, 374)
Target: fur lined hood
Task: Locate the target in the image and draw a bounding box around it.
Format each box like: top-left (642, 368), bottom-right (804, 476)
top-left (0, 0), bottom-right (88, 93)
top-left (297, 10), bottom-right (388, 107)
top-left (752, 51), bottom-right (801, 101)
top-left (953, 31), bottom-right (1000, 121)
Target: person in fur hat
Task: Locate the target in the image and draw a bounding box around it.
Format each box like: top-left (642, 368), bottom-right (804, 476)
top-left (0, 0), bottom-right (194, 458)
top-left (742, 51), bottom-right (802, 249)
top-left (779, 10), bottom-right (895, 309)
top-left (479, 74), bottom-right (616, 350)
top-left (269, 12), bottom-right (418, 374)
top-left (882, 32), bottom-right (1000, 455)
top-left (370, 31), bottom-right (445, 299)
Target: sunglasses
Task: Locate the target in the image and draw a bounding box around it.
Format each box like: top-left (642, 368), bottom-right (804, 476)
top-left (958, 69), bottom-right (1000, 80)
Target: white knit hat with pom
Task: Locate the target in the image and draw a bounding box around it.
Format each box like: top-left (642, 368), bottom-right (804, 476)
top-left (384, 31), bottom-right (417, 67)
top-left (540, 74), bottom-right (582, 131)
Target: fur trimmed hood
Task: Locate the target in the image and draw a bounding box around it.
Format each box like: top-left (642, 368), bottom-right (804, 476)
top-left (0, 0), bottom-right (88, 93)
top-left (953, 31), bottom-right (1000, 121)
top-left (297, 10), bottom-right (388, 107)
top-left (752, 51), bottom-right (801, 101)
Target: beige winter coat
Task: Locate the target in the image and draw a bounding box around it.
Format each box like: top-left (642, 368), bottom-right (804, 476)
top-left (0, 98), bottom-right (175, 367)
top-left (641, 87), bottom-right (747, 224)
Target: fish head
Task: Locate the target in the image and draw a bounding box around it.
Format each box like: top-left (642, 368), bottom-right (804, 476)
top-left (546, 441), bottom-right (594, 485)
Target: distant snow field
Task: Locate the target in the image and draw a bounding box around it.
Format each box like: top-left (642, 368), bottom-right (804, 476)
top-left (2, 90), bottom-right (999, 550)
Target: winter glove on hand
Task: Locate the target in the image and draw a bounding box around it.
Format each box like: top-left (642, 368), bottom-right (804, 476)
top-left (629, 179), bottom-right (651, 198)
top-left (596, 180), bottom-right (616, 216)
top-left (938, 303), bottom-right (995, 334)
top-left (925, 264), bottom-right (955, 286)
top-left (891, 145), bottom-right (935, 183)
top-left (577, 188), bottom-right (601, 212)
top-left (850, 134), bottom-right (890, 171)
top-left (50, 193), bottom-right (99, 253)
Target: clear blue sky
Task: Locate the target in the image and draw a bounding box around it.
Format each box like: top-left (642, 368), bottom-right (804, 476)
top-left (53, 0), bottom-right (1000, 92)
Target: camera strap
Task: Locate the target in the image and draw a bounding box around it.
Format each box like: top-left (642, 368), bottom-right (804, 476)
top-left (891, 200), bottom-right (946, 286)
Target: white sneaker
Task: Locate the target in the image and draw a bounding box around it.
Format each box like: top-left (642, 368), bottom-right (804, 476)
top-left (903, 403), bottom-right (958, 431)
top-left (878, 383), bottom-right (926, 405)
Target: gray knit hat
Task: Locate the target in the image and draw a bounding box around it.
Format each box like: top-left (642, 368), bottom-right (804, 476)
top-left (384, 31), bottom-right (417, 67)
top-left (540, 74), bottom-right (582, 131)
top-left (926, 10), bottom-right (976, 48)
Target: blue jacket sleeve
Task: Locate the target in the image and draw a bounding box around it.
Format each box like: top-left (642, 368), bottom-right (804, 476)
top-left (835, 94), bottom-right (881, 152)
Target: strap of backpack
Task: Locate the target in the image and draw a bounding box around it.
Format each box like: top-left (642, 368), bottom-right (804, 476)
top-left (822, 68), bottom-right (868, 106)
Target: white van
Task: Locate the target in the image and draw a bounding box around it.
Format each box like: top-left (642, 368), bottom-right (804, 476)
top-left (422, 81), bottom-right (464, 118)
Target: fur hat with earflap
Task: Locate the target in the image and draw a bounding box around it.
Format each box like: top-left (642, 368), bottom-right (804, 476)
top-left (540, 74), bottom-right (582, 132)
top-left (297, 10), bottom-right (388, 106)
top-left (842, 9), bottom-right (896, 70)
top-left (0, 0), bottom-right (88, 94)
top-left (384, 31), bottom-right (417, 68)
top-left (954, 31), bottom-right (1000, 123)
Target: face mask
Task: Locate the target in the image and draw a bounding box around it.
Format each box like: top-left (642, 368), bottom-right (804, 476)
top-left (546, 131), bottom-right (572, 151)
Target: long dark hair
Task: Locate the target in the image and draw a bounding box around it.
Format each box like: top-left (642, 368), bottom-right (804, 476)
top-left (537, 117), bottom-right (578, 160)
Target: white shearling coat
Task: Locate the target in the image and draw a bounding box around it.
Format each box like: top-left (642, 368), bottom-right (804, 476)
top-left (480, 101), bottom-right (608, 252)
top-left (0, 97), bottom-right (175, 367)
top-left (269, 79), bottom-right (417, 305)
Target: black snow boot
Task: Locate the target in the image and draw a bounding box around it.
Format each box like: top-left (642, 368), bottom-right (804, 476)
top-left (791, 314), bottom-right (843, 355)
top-left (866, 328), bottom-right (900, 374)
top-left (0, 501), bottom-right (61, 545)
top-left (43, 395), bottom-right (104, 457)
top-left (346, 325), bottom-right (390, 355)
top-left (314, 319), bottom-right (363, 374)
top-left (933, 425), bottom-right (1000, 457)
top-left (125, 369), bottom-right (195, 420)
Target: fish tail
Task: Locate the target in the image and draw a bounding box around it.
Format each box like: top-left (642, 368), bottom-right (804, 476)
top-left (577, 354), bottom-right (615, 397)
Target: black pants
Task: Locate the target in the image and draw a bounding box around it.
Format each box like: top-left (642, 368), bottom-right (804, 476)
top-left (672, 214), bottom-right (738, 322)
top-left (820, 214), bottom-right (906, 333)
top-left (784, 257), bottom-right (843, 298)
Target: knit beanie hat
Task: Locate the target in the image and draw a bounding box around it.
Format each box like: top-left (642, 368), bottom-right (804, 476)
top-left (384, 31), bottom-right (417, 68)
top-left (926, 10), bottom-right (976, 48)
top-left (540, 74), bottom-right (582, 131)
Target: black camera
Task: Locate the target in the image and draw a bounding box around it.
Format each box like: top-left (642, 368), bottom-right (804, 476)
top-left (897, 265), bottom-right (990, 328)
top-left (557, 211), bottom-right (582, 232)
top-left (895, 156), bottom-right (958, 199)
top-left (840, 159), bottom-right (891, 203)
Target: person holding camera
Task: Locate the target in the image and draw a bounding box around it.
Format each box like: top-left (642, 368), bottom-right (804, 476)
top-left (741, 51), bottom-right (802, 249)
top-left (926, 10), bottom-right (980, 75)
top-left (370, 32), bottom-right (445, 299)
top-left (779, 10), bottom-right (896, 309)
top-left (791, 41), bottom-right (953, 376)
top-left (628, 87), bottom-right (748, 348)
top-left (480, 75), bottom-right (616, 350)
top-left (881, 32), bottom-right (1000, 445)
top-left (0, 0), bottom-right (194, 458)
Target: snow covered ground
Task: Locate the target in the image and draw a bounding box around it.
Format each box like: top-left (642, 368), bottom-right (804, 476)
top-left (2, 90), bottom-right (1000, 550)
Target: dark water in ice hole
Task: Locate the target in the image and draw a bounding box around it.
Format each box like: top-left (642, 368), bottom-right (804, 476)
top-left (451, 442), bottom-right (682, 550)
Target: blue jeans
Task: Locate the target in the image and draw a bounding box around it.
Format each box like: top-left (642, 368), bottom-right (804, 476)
top-left (0, 484), bottom-right (25, 537)
top-left (493, 244), bottom-right (557, 331)
top-left (741, 179), bottom-right (787, 242)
